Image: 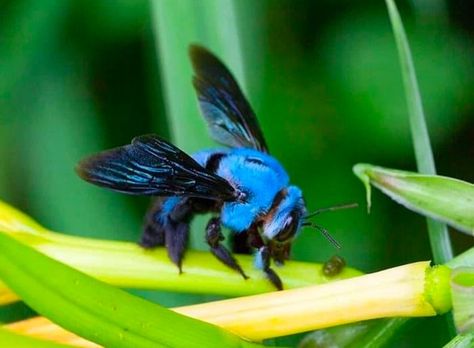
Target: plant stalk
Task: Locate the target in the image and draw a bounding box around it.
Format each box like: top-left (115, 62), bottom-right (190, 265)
top-left (0, 228), bottom-right (361, 305)
top-left (385, 0), bottom-right (453, 264)
top-left (0, 198), bottom-right (361, 305)
top-left (6, 262), bottom-right (451, 344)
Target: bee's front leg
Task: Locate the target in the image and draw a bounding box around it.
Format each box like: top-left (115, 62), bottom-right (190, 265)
top-left (256, 246), bottom-right (283, 290)
top-left (206, 217), bottom-right (249, 280)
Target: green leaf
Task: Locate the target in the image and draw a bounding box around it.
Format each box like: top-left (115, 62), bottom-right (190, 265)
top-left (354, 164), bottom-right (474, 236)
top-left (451, 267), bottom-right (474, 333)
top-left (0, 327), bottom-right (74, 348)
top-left (151, 0), bottom-right (245, 153)
top-left (385, 0), bottom-right (435, 173)
top-left (447, 249), bottom-right (474, 270)
top-left (443, 332), bottom-right (474, 348)
top-left (150, 0), bottom-right (250, 253)
top-left (299, 318), bottom-right (408, 348)
top-left (385, 0), bottom-right (453, 264)
top-left (0, 232), bottom-right (262, 348)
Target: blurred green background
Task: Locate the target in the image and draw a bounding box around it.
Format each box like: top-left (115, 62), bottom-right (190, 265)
top-left (0, 0), bottom-right (472, 346)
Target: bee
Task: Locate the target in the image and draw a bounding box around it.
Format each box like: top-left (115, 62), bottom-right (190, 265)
top-left (76, 45), bottom-right (355, 290)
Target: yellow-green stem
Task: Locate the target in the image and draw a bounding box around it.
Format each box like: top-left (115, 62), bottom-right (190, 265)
top-left (0, 229), bottom-right (361, 305)
top-left (7, 262), bottom-right (452, 343)
top-left (0, 199), bottom-right (361, 304)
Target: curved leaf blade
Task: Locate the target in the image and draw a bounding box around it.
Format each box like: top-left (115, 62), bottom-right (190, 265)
top-left (354, 164), bottom-right (474, 235)
top-left (0, 232), bottom-right (261, 348)
top-left (385, 0), bottom-right (453, 266)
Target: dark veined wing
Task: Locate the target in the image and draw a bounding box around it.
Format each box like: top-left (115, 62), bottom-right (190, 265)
top-left (76, 134), bottom-right (237, 201)
top-left (189, 45), bottom-right (268, 153)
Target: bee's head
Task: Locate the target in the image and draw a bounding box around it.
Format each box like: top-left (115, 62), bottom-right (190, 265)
top-left (262, 186), bottom-right (306, 264)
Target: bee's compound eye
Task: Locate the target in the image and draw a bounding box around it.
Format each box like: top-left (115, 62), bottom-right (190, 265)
top-left (274, 218), bottom-right (297, 242)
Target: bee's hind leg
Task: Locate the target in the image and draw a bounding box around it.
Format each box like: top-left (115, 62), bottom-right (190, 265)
top-left (140, 198), bottom-right (166, 248)
top-left (206, 217), bottom-right (249, 280)
top-left (141, 197), bottom-right (191, 273)
top-left (164, 221), bottom-right (189, 273)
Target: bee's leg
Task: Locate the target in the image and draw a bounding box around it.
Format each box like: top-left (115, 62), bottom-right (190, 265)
top-left (164, 221), bottom-right (189, 273)
top-left (206, 217), bottom-right (249, 279)
top-left (141, 198), bottom-right (192, 273)
top-left (163, 199), bottom-right (193, 273)
top-left (140, 198), bottom-right (166, 248)
top-left (255, 246), bottom-right (283, 290)
top-left (232, 230), bottom-right (252, 254)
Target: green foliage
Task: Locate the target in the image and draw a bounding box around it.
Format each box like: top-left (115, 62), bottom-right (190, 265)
top-left (354, 164), bottom-right (474, 235)
top-left (0, 0), bottom-right (472, 347)
top-left (0, 199), bottom-right (362, 303)
top-left (451, 268), bottom-right (474, 333)
top-left (385, 0), bottom-right (453, 264)
top-left (299, 319), bottom-right (408, 348)
top-left (151, 0), bottom-right (246, 153)
top-left (443, 333), bottom-right (474, 348)
top-left (0, 232), bottom-right (262, 348)
top-left (150, 0), bottom-right (254, 254)
top-left (448, 249), bottom-right (474, 270)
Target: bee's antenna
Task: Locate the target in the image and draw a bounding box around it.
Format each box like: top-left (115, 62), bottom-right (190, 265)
top-left (302, 222), bottom-right (341, 249)
top-left (304, 202), bottom-right (358, 220)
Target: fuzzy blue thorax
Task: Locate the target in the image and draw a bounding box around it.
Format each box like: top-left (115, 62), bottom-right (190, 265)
top-left (158, 148), bottom-right (305, 238)
top-left (216, 148), bottom-right (291, 232)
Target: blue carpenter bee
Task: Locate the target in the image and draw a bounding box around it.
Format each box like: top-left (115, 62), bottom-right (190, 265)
top-left (76, 45), bottom-right (356, 289)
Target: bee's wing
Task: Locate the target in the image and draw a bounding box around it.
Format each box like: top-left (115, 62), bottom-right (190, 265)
top-left (76, 134), bottom-right (237, 201)
top-left (190, 45), bottom-right (268, 153)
